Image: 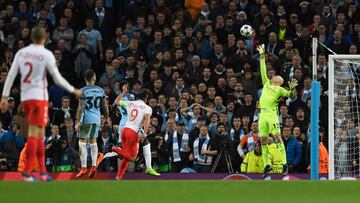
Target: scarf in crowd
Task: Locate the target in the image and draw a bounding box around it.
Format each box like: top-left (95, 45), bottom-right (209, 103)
top-left (62, 107), bottom-right (71, 118)
top-left (229, 128), bottom-right (235, 140)
top-left (246, 132), bottom-right (256, 153)
top-left (193, 134), bottom-right (210, 163)
top-left (166, 131), bottom-right (189, 162)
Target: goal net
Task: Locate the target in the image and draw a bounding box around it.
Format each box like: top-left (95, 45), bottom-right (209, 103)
top-left (329, 55), bottom-right (360, 180)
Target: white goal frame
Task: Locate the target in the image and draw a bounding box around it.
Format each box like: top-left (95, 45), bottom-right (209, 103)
top-left (328, 54), bottom-right (360, 180)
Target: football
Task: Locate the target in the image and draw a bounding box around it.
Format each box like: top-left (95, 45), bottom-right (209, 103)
top-left (240, 24), bottom-right (253, 38)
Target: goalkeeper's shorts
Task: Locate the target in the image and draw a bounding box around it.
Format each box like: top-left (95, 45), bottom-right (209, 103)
top-left (258, 111), bottom-right (280, 137)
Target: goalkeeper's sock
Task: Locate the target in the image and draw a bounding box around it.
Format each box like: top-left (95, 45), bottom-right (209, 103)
top-left (143, 143), bottom-right (152, 169)
top-left (277, 141), bottom-right (287, 165)
top-left (90, 143), bottom-right (98, 166)
top-left (79, 141), bottom-right (88, 168)
top-left (261, 144), bottom-right (269, 166)
top-left (24, 137), bottom-right (38, 175)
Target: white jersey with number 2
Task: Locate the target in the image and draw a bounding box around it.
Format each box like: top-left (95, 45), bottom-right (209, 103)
top-left (121, 100), bottom-right (152, 133)
top-left (2, 44), bottom-right (75, 101)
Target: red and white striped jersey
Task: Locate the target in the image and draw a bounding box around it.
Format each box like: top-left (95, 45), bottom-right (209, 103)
top-left (2, 44), bottom-right (75, 101)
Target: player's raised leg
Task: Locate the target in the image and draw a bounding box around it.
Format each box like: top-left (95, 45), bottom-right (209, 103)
top-left (258, 115), bottom-right (272, 178)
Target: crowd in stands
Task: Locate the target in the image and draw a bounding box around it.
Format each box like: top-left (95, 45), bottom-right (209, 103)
top-left (1, 0), bottom-right (360, 174)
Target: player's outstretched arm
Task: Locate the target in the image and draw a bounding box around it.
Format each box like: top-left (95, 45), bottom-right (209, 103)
top-left (256, 44), bottom-right (269, 85)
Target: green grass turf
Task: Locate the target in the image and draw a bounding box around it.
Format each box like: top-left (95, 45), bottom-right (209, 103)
top-left (0, 180), bottom-right (359, 203)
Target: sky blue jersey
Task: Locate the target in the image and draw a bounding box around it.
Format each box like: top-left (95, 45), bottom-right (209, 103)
top-left (80, 85), bottom-right (105, 124)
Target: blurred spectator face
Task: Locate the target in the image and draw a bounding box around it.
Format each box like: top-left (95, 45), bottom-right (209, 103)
top-left (296, 109), bottom-right (305, 120)
top-left (192, 57), bottom-right (200, 67)
top-left (0, 71), bottom-right (7, 83)
top-left (203, 68), bottom-right (211, 78)
top-left (294, 68), bottom-right (303, 80)
top-left (51, 125), bottom-right (60, 136)
top-left (62, 97), bottom-right (70, 108)
top-left (179, 99), bottom-right (188, 108)
top-left (282, 127), bottom-right (291, 140)
top-left (156, 0), bottom-right (165, 6)
top-left (217, 125), bottom-right (225, 134)
top-left (302, 78), bottom-right (311, 90)
top-left (166, 119), bottom-right (175, 131)
top-left (227, 34), bottom-right (235, 45)
top-left (234, 82), bottom-right (243, 92)
top-left (194, 94), bottom-right (203, 103)
top-left (226, 68), bottom-right (235, 78)
top-left (154, 79), bottom-right (162, 89)
top-left (292, 55), bottom-right (301, 66)
top-left (154, 31), bottom-right (162, 42)
top-left (301, 27), bottom-right (310, 38)
top-left (79, 34), bottom-right (87, 44)
top-left (260, 4), bottom-right (268, 14)
top-left (217, 78), bottom-right (226, 88)
top-left (244, 94), bottom-right (252, 105)
top-left (285, 117), bottom-right (294, 128)
top-left (168, 97), bottom-right (177, 107)
top-left (318, 55), bottom-right (326, 65)
top-left (233, 117), bottom-right (241, 129)
top-left (337, 13), bottom-right (345, 23)
top-left (205, 25), bottom-right (213, 35)
top-left (193, 105), bottom-right (201, 116)
top-left (318, 24), bottom-right (326, 34)
top-left (285, 49), bottom-right (294, 60)
top-left (158, 95), bottom-right (166, 104)
top-left (251, 122), bottom-right (258, 133)
top-left (148, 98), bottom-right (157, 108)
top-left (228, 77), bottom-right (237, 88)
top-left (19, 1), bottom-right (27, 12)
top-left (64, 8), bottom-right (72, 18)
top-left (95, 0), bottom-right (104, 9)
top-left (295, 23), bottom-right (302, 33)
top-left (65, 118), bottom-right (73, 129)
top-left (336, 24), bottom-right (344, 33)
top-left (198, 83), bottom-right (207, 93)
top-left (207, 87), bottom-right (216, 97)
top-left (157, 13), bottom-right (165, 23)
top-left (150, 70), bottom-right (158, 81)
top-left (280, 105), bottom-right (288, 117)
top-left (86, 19), bottom-right (94, 30)
top-left (177, 123), bottom-right (185, 134)
top-left (175, 77), bottom-right (184, 87)
top-left (354, 23), bottom-right (360, 33)
top-left (214, 96), bottom-right (223, 106)
top-left (6, 4), bottom-right (14, 16)
top-left (106, 65), bottom-right (115, 76)
top-left (268, 32), bottom-right (277, 43)
top-left (340, 131), bottom-right (347, 140)
top-left (219, 113), bottom-right (227, 123)
top-left (225, 18), bottom-right (233, 27)
top-left (210, 113), bottom-right (218, 123)
top-left (105, 49), bottom-right (114, 60)
top-left (242, 116), bottom-right (250, 125)
top-left (313, 15), bottom-right (321, 24)
top-left (214, 44), bottom-right (223, 54)
top-left (279, 19), bottom-right (287, 29)
top-left (284, 40), bottom-right (293, 48)
top-left (349, 45), bottom-right (358, 54)
top-left (322, 6), bottom-right (330, 15)
top-left (227, 102), bottom-right (234, 111)
top-left (200, 126), bottom-right (208, 136)
top-left (293, 127), bottom-right (301, 139)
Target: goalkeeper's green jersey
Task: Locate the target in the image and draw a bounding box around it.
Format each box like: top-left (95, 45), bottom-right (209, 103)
top-left (259, 56), bottom-right (292, 111)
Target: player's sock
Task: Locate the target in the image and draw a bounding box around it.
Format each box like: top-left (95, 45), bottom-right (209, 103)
top-left (79, 141), bottom-right (88, 168)
top-left (277, 141), bottom-right (287, 165)
top-left (261, 144), bottom-right (269, 166)
top-left (90, 143), bottom-right (98, 166)
top-left (24, 137), bottom-right (38, 175)
top-left (117, 159), bottom-right (129, 178)
top-left (36, 137), bottom-right (46, 173)
top-left (142, 143), bottom-right (152, 169)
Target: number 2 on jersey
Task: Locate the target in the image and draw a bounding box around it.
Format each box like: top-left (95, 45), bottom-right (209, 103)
top-left (130, 109), bottom-right (138, 121)
top-left (23, 62), bottom-right (33, 83)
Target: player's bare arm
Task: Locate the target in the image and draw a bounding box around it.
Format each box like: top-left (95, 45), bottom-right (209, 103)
top-left (102, 98), bottom-right (110, 124)
top-left (75, 99), bottom-right (85, 132)
top-left (114, 84), bottom-right (128, 105)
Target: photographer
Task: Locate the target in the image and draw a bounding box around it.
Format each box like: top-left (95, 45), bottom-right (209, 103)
top-left (210, 122), bottom-right (236, 173)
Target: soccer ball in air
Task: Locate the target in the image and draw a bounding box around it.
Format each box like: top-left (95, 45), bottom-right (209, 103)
top-left (240, 24), bottom-right (253, 38)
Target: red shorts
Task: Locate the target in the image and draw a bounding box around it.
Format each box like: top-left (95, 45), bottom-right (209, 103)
top-left (22, 100), bottom-right (48, 127)
top-left (121, 127), bottom-right (139, 157)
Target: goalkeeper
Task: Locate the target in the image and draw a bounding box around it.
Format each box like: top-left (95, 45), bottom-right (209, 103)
top-left (256, 44), bottom-right (298, 178)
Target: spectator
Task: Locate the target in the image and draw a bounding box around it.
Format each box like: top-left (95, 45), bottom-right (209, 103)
top-left (238, 122), bottom-right (259, 159)
top-left (0, 122), bottom-right (25, 169)
top-left (282, 126), bottom-right (302, 173)
top-left (78, 18), bottom-right (103, 57)
top-left (97, 126), bottom-right (116, 172)
top-left (192, 126), bottom-right (216, 173)
top-left (52, 16), bottom-right (74, 51)
top-left (52, 96), bottom-right (75, 127)
top-left (73, 34), bottom-right (94, 79)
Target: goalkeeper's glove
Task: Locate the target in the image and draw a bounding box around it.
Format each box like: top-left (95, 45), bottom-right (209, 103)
top-left (288, 79), bottom-right (298, 90)
top-left (256, 44), bottom-right (265, 57)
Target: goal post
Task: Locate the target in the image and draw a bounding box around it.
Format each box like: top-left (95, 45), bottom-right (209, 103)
top-left (328, 54), bottom-right (360, 180)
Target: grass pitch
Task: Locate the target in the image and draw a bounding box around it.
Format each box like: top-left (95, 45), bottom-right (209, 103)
top-left (0, 180), bottom-right (359, 203)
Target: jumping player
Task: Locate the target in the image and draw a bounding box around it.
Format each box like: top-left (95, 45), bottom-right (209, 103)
top-left (0, 26), bottom-right (82, 181)
top-left (75, 69), bottom-right (109, 178)
top-left (112, 85), bottom-right (152, 180)
top-left (257, 44), bottom-right (298, 178)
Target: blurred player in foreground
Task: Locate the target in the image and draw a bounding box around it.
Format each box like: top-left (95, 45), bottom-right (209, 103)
top-left (1, 26), bottom-right (81, 181)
